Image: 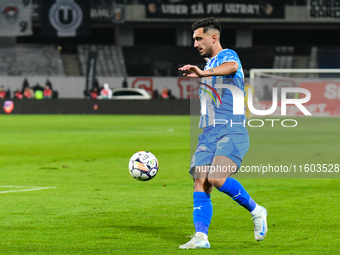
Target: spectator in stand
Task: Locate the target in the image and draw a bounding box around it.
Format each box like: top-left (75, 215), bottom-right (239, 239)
top-left (43, 85), bottom-right (53, 99)
top-left (122, 77), bottom-right (128, 88)
top-left (0, 86), bottom-right (6, 98)
top-left (90, 87), bottom-right (99, 99)
top-left (161, 86), bottom-right (169, 99)
top-left (46, 79), bottom-right (53, 90)
top-left (23, 87), bottom-right (35, 99)
top-left (100, 83), bottom-right (112, 99)
top-left (5, 88), bottom-right (11, 99)
top-left (22, 78), bottom-right (29, 91)
top-left (14, 89), bottom-right (23, 99)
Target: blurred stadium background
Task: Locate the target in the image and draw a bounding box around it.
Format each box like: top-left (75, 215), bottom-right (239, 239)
top-left (0, 0), bottom-right (339, 114)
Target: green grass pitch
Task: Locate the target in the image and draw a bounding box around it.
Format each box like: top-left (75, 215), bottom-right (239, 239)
top-left (0, 115), bottom-right (339, 254)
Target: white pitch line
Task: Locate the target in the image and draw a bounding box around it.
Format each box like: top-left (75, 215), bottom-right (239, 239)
top-left (0, 185), bottom-right (39, 188)
top-left (0, 187), bottom-right (56, 194)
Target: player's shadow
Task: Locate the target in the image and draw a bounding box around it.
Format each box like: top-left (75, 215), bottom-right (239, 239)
top-left (109, 224), bottom-right (262, 249)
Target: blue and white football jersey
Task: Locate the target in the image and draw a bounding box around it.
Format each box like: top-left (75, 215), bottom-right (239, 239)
top-left (199, 49), bottom-right (245, 128)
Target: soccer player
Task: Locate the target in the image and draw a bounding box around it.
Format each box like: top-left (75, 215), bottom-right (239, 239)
top-left (178, 17), bottom-right (267, 249)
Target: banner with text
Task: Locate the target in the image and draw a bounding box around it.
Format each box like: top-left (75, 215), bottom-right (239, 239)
top-left (308, 0), bottom-right (340, 19)
top-left (146, 0), bottom-right (284, 19)
top-left (0, 0), bottom-right (32, 36)
top-left (90, 2), bottom-right (125, 24)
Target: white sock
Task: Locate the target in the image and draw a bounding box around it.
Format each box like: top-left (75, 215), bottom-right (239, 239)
top-left (250, 204), bottom-right (262, 216)
top-left (196, 232), bottom-right (208, 240)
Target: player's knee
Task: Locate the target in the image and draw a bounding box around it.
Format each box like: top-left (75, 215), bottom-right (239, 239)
top-left (207, 176), bottom-right (226, 189)
top-left (203, 181), bottom-right (213, 194)
top-left (194, 178), bottom-right (205, 190)
top-left (194, 178), bottom-right (212, 193)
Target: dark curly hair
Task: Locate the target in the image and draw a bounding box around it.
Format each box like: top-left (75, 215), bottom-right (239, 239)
top-left (191, 17), bottom-right (221, 33)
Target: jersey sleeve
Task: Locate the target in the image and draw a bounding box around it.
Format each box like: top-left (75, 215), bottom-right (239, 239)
top-left (217, 49), bottom-right (241, 67)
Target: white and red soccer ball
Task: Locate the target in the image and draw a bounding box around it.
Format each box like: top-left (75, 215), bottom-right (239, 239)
top-left (128, 151), bottom-right (159, 181)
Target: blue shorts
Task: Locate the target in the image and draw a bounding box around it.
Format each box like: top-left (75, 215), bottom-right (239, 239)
top-left (190, 124), bottom-right (249, 173)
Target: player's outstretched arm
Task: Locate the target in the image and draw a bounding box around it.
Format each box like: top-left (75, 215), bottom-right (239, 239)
top-left (179, 62), bottom-right (238, 78)
top-left (178, 65), bottom-right (204, 78)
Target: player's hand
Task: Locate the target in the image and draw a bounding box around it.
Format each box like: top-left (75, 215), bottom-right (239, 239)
top-left (178, 65), bottom-right (204, 78)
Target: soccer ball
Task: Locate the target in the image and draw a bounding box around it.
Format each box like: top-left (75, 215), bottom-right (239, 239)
top-left (128, 151), bottom-right (159, 181)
